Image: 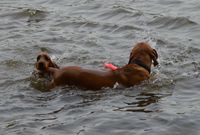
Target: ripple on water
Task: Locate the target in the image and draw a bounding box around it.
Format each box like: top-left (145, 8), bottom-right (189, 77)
top-left (1, 0), bottom-right (200, 135)
top-left (148, 16), bottom-right (198, 29)
top-left (1, 8), bottom-right (47, 23)
top-left (97, 5), bottom-right (143, 21)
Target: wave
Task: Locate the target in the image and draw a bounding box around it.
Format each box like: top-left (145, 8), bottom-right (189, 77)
top-left (148, 16), bottom-right (198, 29)
top-left (0, 8), bottom-right (47, 22)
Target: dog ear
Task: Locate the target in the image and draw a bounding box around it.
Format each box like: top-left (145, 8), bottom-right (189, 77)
top-left (151, 49), bottom-right (158, 66)
top-left (128, 52), bottom-right (133, 64)
top-left (47, 67), bottom-right (58, 77)
top-left (49, 61), bottom-right (59, 69)
top-left (152, 49), bottom-right (158, 59)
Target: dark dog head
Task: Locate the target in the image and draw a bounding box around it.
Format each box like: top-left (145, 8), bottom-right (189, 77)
top-left (115, 42), bottom-right (158, 86)
top-left (35, 52), bottom-right (59, 73)
top-left (128, 42), bottom-right (158, 68)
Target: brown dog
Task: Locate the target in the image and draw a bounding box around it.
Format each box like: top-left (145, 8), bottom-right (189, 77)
top-left (33, 51), bottom-right (59, 78)
top-left (45, 42), bottom-right (158, 90)
top-left (30, 52), bottom-right (59, 91)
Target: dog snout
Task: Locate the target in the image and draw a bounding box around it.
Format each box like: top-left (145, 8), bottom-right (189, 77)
top-left (38, 62), bottom-right (46, 71)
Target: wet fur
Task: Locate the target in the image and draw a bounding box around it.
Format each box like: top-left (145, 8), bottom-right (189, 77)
top-left (46, 42), bottom-right (158, 90)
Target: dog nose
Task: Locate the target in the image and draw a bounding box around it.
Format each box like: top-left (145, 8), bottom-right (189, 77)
top-left (38, 62), bottom-right (45, 70)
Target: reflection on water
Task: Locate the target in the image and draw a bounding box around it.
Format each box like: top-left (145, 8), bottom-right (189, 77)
top-left (114, 91), bottom-right (168, 113)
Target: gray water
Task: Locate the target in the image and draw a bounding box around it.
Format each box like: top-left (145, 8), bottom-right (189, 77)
top-left (1, 0), bottom-right (200, 135)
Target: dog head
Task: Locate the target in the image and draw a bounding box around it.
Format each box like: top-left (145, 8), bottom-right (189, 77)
top-left (35, 52), bottom-right (59, 73)
top-left (115, 43), bottom-right (158, 86)
top-left (128, 42), bottom-right (158, 68)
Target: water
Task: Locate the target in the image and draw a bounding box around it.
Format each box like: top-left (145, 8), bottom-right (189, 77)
top-left (1, 0), bottom-right (200, 134)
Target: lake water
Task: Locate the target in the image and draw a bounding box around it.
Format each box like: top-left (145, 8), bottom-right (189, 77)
top-left (1, 0), bottom-right (200, 134)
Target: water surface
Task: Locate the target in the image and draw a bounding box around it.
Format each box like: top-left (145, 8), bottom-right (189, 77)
top-left (1, 0), bottom-right (200, 135)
